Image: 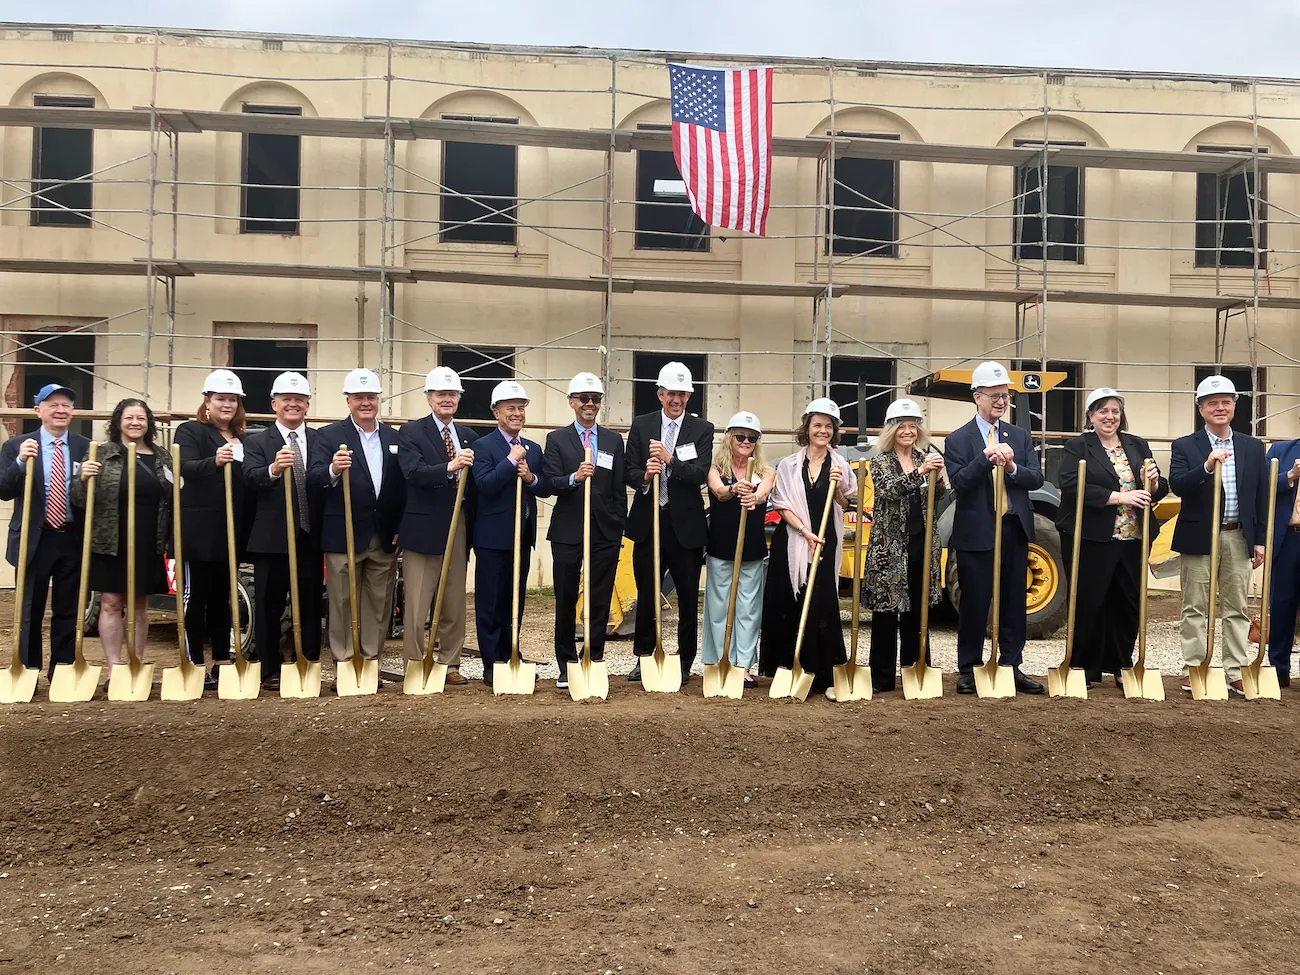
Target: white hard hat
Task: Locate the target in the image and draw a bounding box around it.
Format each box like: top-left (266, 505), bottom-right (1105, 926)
top-left (726, 411), bottom-right (762, 435)
top-left (490, 380), bottom-right (529, 407)
top-left (424, 366), bottom-right (464, 393)
top-left (884, 398), bottom-right (924, 423)
top-left (656, 361), bottom-right (694, 393)
top-left (1084, 387), bottom-right (1124, 412)
top-left (971, 361), bottom-right (1010, 389)
top-left (803, 397), bottom-right (842, 424)
top-left (567, 372), bottom-right (604, 396)
top-left (270, 371), bottom-right (311, 397)
top-left (342, 368), bottom-right (381, 395)
top-left (1195, 375), bottom-right (1238, 401)
top-left (202, 369), bottom-right (244, 397)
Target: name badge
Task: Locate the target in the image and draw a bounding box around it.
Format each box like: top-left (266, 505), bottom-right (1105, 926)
top-left (389, 444), bottom-right (399, 454)
top-left (675, 442), bottom-right (698, 462)
top-left (596, 450), bottom-right (614, 470)
top-left (163, 467), bottom-right (175, 485)
top-left (230, 443), bottom-right (245, 463)
top-left (72, 462), bottom-right (80, 476)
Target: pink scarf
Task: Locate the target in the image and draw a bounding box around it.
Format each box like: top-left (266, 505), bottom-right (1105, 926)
top-left (771, 447), bottom-right (857, 595)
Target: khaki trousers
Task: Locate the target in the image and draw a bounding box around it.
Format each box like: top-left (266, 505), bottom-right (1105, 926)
top-left (1179, 528), bottom-right (1253, 681)
top-left (401, 520), bottom-right (468, 666)
top-left (326, 536), bottom-right (398, 662)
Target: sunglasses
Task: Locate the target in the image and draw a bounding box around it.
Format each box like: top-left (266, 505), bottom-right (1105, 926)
top-left (733, 433), bottom-right (759, 444)
top-left (573, 394), bottom-right (603, 405)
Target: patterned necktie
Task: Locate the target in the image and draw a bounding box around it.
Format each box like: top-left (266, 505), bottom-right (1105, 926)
top-left (442, 423), bottom-right (458, 482)
top-left (287, 430), bottom-right (309, 529)
top-left (659, 421), bottom-right (677, 506)
top-left (45, 439), bottom-right (66, 527)
top-left (582, 428), bottom-right (592, 455)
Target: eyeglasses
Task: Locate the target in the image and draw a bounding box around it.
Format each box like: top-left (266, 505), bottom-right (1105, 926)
top-left (573, 394), bottom-right (603, 405)
top-left (978, 392), bottom-right (1011, 403)
top-left (732, 433), bottom-right (759, 444)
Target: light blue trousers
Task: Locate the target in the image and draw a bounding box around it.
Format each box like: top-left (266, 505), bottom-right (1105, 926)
top-left (701, 555), bottom-right (765, 669)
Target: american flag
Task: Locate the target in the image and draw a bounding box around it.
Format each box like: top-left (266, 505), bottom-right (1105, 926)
top-left (669, 63), bottom-right (773, 236)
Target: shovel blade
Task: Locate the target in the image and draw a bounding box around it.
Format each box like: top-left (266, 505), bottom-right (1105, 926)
top-left (217, 658), bottom-right (261, 700)
top-left (901, 663), bottom-right (944, 700)
top-left (279, 659), bottom-right (322, 699)
top-left (160, 659), bottom-right (205, 702)
top-left (107, 662), bottom-right (155, 702)
top-left (974, 662), bottom-right (1016, 700)
top-left (49, 661), bottom-right (101, 703)
top-left (832, 664), bottom-right (872, 702)
top-left (790, 669), bottom-right (815, 702)
top-left (1242, 664), bottom-right (1282, 701)
top-left (768, 666), bottom-right (793, 699)
top-left (703, 662), bottom-right (744, 700)
top-left (492, 660), bottom-right (536, 696)
top-left (403, 659), bottom-right (447, 696)
top-left (1188, 666), bottom-right (1228, 701)
top-left (568, 660), bottom-right (608, 702)
top-left (1047, 667), bottom-right (1088, 700)
top-left (1120, 666), bottom-right (1165, 701)
top-left (641, 653), bottom-right (682, 694)
top-left (336, 657), bottom-right (379, 697)
top-left (0, 663), bottom-right (39, 705)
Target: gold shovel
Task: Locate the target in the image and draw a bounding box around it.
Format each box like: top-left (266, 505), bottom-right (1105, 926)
top-left (108, 443), bottom-right (155, 701)
top-left (217, 462), bottom-right (259, 699)
top-left (569, 447), bottom-right (609, 701)
top-left (1188, 463), bottom-right (1229, 701)
top-left (404, 471), bottom-right (468, 695)
top-left (336, 452), bottom-right (379, 697)
top-left (50, 442), bottom-right (103, 702)
top-left (1048, 458), bottom-right (1089, 699)
top-left (1242, 457), bottom-right (1281, 700)
top-left (770, 470), bottom-right (837, 702)
top-left (704, 458), bottom-right (754, 700)
top-left (494, 475), bottom-right (536, 695)
top-left (279, 467), bottom-right (321, 699)
top-left (833, 458), bottom-right (871, 702)
top-left (902, 469), bottom-right (944, 700)
top-left (0, 459), bottom-right (39, 704)
top-left (161, 443), bottom-right (203, 701)
top-left (973, 465), bottom-right (1016, 699)
top-left (641, 473), bottom-right (683, 694)
top-left (1122, 462), bottom-right (1164, 700)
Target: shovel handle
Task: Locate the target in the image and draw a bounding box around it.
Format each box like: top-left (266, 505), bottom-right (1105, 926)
top-left (511, 473), bottom-right (523, 664)
top-left (423, 471), bottom-right (468, 665)
top-left (73, 443), bottom-right (99, 669)
top-left (652, 473), bottom-right (662, 657)
top-left (917, 467), bottom-right (938, 663)
top-left (1062, 457), bottom-right (1086, 670)
top-left (989, 465), bottom-right (1005, 668)
top-left (284, 466), bottom-right (304, 664)
top-left (1205, 462), bottom-right (1222, 677)
top-left (721, 458), bottom-right (756, 669)
top-left (1137, 462), bottom-right (1153, 670)
top-left (848, 459), bottom-right (867, 664)
top-left (582, 447), bottom-right (592, 666)
top-left (11, 456), bottom-right (37, 670)
top-left (170, 443), bottom-right (186, 664)
top-left (124, 443), bottom-right (139, 667)
top-left (792, 461), bottom-right (839, 678)
top-left (1255, 457), bottom-right (1278, 668)
top-left (223, 462), bottom-right (242, 662)
top-left (340, 448), bottom-right (363, 668)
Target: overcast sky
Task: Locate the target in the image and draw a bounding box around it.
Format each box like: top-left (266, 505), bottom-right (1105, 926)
top-left (12, 2), bottom-right (1300, 78)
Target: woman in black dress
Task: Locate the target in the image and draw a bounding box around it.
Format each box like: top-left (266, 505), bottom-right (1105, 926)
top-left (759, 398), bottom-right (857, 699)
top-left (174, 370), bottom-right (247, 690)
top-left (72, 399), bottom-right (172, 672)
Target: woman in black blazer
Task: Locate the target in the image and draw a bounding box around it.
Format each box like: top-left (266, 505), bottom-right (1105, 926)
top-left (1056, 388), bottom-right (1169, 686)
top-left (174, 370), bottom-right (247, 691)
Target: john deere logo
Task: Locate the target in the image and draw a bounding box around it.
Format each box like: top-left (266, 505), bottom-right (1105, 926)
top-left (1022, 374), bottom-right (1042, 390)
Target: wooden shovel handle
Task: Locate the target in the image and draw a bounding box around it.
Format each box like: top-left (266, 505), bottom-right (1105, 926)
top-left (1255, 457), bottom-right (1278, 668)
top-left (721, 458), bottom-right (756, 667)
top-left (284, 467), bottom-right (304, 664)
top-left (340, 447), bottom-right (363, 666)
top-left (582, 446), bottom-right (592, 666)
top-left (1062, 458), bottom-right (1086, 670)
top-left (73, 443), bottom-right (100, 668)
top-left (792, 462), bottom-right (839, 678)
top-left (423, 472), bottom-right (468, 665)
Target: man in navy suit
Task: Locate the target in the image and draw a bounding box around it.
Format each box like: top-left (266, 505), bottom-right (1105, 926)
top-left (310, 369), bottom-right (407, 670)
top-left (944, 361), bottom-right (1045, 695)
top-left (1265, 431), bottom-right (1300, 687)
top-left (472, 380), bottom-right (552, 686)
top-left (1170, 375), bottom-right (1268, 695)
top-left (0, 384), bottom-right (90, 676)
top-left (396, 367), bottom-right (478, 684)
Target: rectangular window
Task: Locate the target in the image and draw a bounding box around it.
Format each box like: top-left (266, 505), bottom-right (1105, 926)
top-left (1196, 147), bottom-right (1267, 268)
top-left (1193, 365), bottom-right (1264, 436)
top-left (31, 95), bottom-right (94, 227)
top-left (635, 127), bottom-right (708, 251)
top-left (1013, 359), bottom-right (1082, 438)
top-left (241, 104), bottom-right (301, 235)
top-left (633, 352), bottom-right (707, 421)
top-left (230, 338), bottom-right (309, 417)
top-left (1014, 142), bottom-right (1083, 263)
top-left (439, 345), bottom-right (515, 421)
top-left (830, 133), bottom-right (899, 257)
top-left (828, 356), bottom-right (896, 433)
top-left (19, 332), bottom-right (95, 438)
top-left (440, 115), bottom-right (518, 244)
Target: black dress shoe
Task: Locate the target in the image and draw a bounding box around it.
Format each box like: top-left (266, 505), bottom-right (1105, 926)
top-left (956, 671), bottom-right (976, 694)
top-left (627, 660), bottom-right (642, 682)
top-left (1013, 669), bottom-right (1044, 694)
top-left (1280, 673), bottom-right (1292, 689)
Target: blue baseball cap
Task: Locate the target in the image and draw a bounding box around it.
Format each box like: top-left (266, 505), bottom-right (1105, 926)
top-left (34, 384), bottom-right (75, 406)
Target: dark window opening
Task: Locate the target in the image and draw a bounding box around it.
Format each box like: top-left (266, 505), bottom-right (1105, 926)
top-left (830, 133), bottom-right (899, 257)
top-left (633, 352), bottom-right (707, 421)
top-left (1196, 147), bottom-right (1267, 268)
top-left (20, 332), bottom-right (95, 438)
top-left (1012, 359), bottom-right (1082, 439)
top-left (1014, 141), bottom-right (1083, 263)
top-left (441, 116), bottom-right (518, 244)
top-left (230, 338), bottom-right (308, 418)
top-left (1193, 365), bottom-right (1264, 436)
top-left (828, 356), bottom-right (896, 432)
top-left (31, 95), bottom-right (94, 227)
top-left (439, 346), bottom-right (515, 422)
top-left (241, 104), bottom-right (301, 235)
top-left (635, 127), bottom-right (708, 251)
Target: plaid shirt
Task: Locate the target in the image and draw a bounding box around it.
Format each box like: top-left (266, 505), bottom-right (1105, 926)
top-left (1209, 431), bottom-right (1238, 522)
